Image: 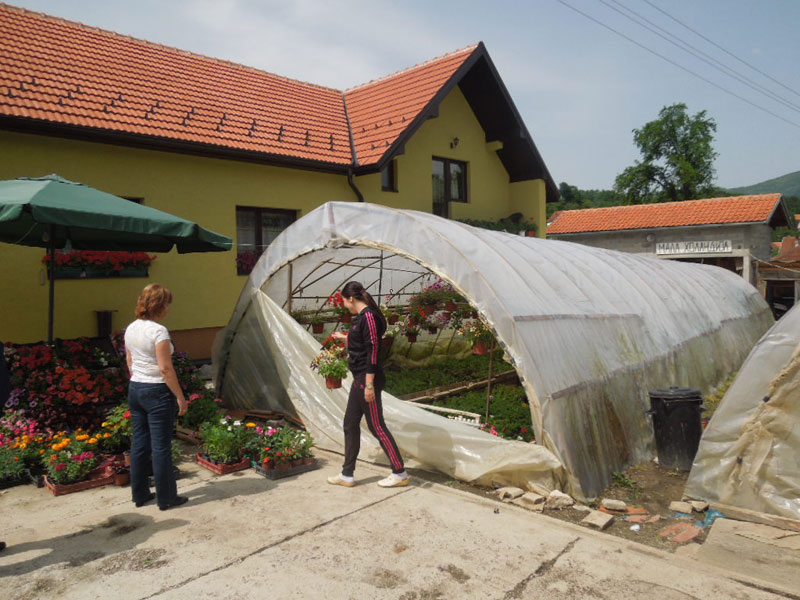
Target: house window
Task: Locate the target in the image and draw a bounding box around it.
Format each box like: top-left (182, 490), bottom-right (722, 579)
top-left (236, 207), bottom-right (296, 275)
top-left (432, 157), bottom-right (467, 218)
top-left (381, 160), bottom-right (398, 192)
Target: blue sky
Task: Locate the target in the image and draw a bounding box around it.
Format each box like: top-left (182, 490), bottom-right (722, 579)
top-left (10, 0), bottom-right (800, 191)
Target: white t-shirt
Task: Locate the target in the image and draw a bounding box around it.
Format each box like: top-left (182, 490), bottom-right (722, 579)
top-left (124, 319), bottom-right (174, 383)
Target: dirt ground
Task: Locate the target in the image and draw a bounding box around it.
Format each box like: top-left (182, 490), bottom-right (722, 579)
top-left (409, 460), bottom-right (698, 553)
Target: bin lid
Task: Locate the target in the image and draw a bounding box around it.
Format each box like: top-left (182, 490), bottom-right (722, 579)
top-left (649, 386), bottom-right (702, 400)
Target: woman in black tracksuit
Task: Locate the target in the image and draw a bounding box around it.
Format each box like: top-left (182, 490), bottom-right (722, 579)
top-left (327, 281), bottom-right (408, 488)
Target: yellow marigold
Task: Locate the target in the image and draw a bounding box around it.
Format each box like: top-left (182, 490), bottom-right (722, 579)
top-left (39, 449), bottom-right (45, 454)
top-left (246, 422), bottom-right (257, 428)
top-left (76, 434), bottom-right (89, 441)
top-left (88, 438), bottom-right (98, 444)
top-left (101, 422), bottom-right (109, 428)
top-left (51, 444), bottom-right (60, 450)
top-left (103, 432), bottom-right (112, 438)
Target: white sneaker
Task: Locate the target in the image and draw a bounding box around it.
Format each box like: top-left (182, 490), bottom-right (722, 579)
top-left (327, 474), bottom-right (355, 487)
top-left (378, 473), bottom-right (410, 488)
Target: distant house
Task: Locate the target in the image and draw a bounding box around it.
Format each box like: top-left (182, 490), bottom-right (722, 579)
top-left (760, 236), bottom-right (800, 316)
top-left (547, 194), bottom-right (790, 288)
top-left (0, 4), bottom-right (558, 356)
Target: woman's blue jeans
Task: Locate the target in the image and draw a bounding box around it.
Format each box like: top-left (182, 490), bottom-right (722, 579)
top-left (128, 382), bottom-right (178, 507)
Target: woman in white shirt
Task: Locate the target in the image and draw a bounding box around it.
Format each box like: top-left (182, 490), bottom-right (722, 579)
top-left (124, 284), bottom-right (189, 511)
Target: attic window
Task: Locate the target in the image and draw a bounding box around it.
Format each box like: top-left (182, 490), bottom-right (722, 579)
top-left (381, 160), bottom-right (398, 192)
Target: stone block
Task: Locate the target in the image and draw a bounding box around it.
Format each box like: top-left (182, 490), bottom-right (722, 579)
top-left (669, 501), bottom-right (693, 514)
top-left (581, 510), bottom-right (615, 530)
top-left (496, 486), bottom-right (525, 501)
top-left (545, 490), bottom-right (575, 510)
top-left (601, 498), bottom-right (627, 511)
top-left (689, 500), bottom-right (709, 512)
top-left (512, 492), bottom-right (545, 511)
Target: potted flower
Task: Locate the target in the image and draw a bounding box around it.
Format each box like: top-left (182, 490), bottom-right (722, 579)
top-left (381, 304), bottom-right (400, 325)
top-left (99, 405), bottom-right (132, 458)
top-left (523, 218), bottom-right (537, 237)
top-left (311, 342), bottom-right (349, 389)
top-left (398, 318), bottom-right (421, 343)
top-left (328, 291), bottom-right (351, 323)
top-left (309, 313), bottom-right (325, 334)
top-left (458, 319), bottom-right (495, 355)
top-left (197, 417), bottom-right (254, 474)
top-left (0, 447), bottom-right (28, 489)
top-left (42, 250), bottom-right (156, 279)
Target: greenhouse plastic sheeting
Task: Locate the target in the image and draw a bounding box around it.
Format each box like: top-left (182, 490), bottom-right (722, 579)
top-left (214, 202), bottom-right (773, 499)
top-left (685, 303), bottom-right (800, 520)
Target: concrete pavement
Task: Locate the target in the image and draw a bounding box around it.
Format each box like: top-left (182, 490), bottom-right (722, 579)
top-left (0, 450), bottom-right (795, 600)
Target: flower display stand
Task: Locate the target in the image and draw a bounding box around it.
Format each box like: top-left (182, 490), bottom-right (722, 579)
top-left (254, 458), bottom-right (320, 480)
top-left (43, 472), bottom-right (115, 496)
top-left (195, 453), bottom-right (251, 475)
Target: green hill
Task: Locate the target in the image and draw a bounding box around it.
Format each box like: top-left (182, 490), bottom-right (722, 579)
top-left (727, 170), bottom-right (800, 197)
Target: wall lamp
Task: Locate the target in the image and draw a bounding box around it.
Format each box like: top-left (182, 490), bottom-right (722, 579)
top-left (450, 137), bottom-right (460, 149)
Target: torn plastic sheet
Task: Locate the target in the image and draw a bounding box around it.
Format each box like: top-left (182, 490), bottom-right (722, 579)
top-left (214, 202), bottom-right (772, 499)
top-left (686, 303), bottom-right (800, 520)
top-left (223, 290), bottom-right (567, 496)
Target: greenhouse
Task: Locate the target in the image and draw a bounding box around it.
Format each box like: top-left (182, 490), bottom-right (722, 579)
top-left (686, 303), bottom-right (800, 520)
top-left (213, 202), bottom-right (773, 499)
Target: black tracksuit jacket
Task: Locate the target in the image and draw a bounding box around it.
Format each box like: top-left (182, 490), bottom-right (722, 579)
top-left (346, 307), bottom-right (385, 376)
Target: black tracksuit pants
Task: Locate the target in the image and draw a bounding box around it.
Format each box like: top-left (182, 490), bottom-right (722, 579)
top-left (342, 371), bottom-right (405, 477)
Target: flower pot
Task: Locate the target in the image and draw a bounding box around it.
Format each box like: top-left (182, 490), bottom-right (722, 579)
top-left (423, 304), bottom-right (437, 315)
top-left (254, 458), bottom-right (319, 480)
top-left (473, 341), bottom-right (489, 355)
top-left (312, 322), bottom-right (324, 334)
top-left (387, 314), bottom-right (399, 325)
top-left (326, 376), bottom-right (342, 389)
top-left (113, 470), bottom-right (130, 486)
top-left (291, 459), bottom-right (304, 468)
top-left (123, 451), bottom-right (131, 467)
top-left (471, 311), bottom-right (479, 319)
top-left (303, 456), bottom-right (315, 466)
top-left (525, 230), bottom-right (536, 237)
top-left (196, 453), bottom-right (251, 475)
top-left (427, 326), bottom-right (438, 334)
top-left (340, 313), bottom-right (352, 323)
top-left (407, 317), bottom-right (418, 327)
top-left (261, 460), bottom-right (275, 470)
top-left (445, 301), bottom-right (457, 312)
top-left (275, 462), bottom-right (291, 471)
top-left (406, 333), bottom-right (417, 343)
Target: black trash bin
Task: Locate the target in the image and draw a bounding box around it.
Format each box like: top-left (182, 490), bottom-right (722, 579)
top-left (647, 387), bottom-right (704, 471)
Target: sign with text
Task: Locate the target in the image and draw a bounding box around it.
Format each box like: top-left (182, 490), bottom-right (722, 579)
top-left (656, 240), bottom-right (732, 255)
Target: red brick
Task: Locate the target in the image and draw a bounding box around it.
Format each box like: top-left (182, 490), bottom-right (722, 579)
top-left (627, 506), bottom-right (649, 515)
top-left (669, 524), bottom-right (702, 544)
top-left (626, 515), bottom-right (649, 524)
top-left (658, 522), bottom-right (692, 538)
top-left (645, 515), bottom-right (663, 524)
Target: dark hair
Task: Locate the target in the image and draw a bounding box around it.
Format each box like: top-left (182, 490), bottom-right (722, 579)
top-left (341, 281), bottom-right (386, 328)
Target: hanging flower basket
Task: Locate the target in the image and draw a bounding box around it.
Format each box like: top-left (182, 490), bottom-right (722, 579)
top-left (312, 322), bottom-right (325, 334)
top-left (326, 376), bottom-right (342, 389)
top-left (387, 314), bottom-right (399, 325)
top-left (406, 333), bottom-right (417, 343)
top-left (427, 326), bottom-right (438, 334)
top-left (445, 301), bottom-right (457, 312)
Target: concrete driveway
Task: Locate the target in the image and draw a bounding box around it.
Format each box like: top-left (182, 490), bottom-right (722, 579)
top-left (0, 451), bottom-right (793, 599)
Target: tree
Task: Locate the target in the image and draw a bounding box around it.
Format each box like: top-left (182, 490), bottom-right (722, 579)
top-left (614, 103), bottom-right (720, 204)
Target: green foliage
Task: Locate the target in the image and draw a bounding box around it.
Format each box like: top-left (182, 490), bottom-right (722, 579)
top-left (614, 103), bottom-right (720, 204)
top-left (727, 170), bottom-right (800, 197)
top-left (612, 471), bottom-right (638, 490)
top-left (771, 195), bottom-right (800, 242)
top-left (433, 385), bottom-right (534, 441)
top-left (98, 404), bottom-right (132, 453)
top-left (384, 354), bottom-right (511, 397)
top-left (258, 426), bottom-right (315, 466)
top-left (200, 417), bottom-right (257, 464)
top-left (0, 446), bottom-right (27, 481)
top-left (180, 390), bottom-right (223, 431)
top-left (46, 447), bottom-right (99, 484)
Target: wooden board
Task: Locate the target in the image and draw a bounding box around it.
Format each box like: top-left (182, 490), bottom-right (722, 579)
top-left (399, 369), bottom-right (519, 403)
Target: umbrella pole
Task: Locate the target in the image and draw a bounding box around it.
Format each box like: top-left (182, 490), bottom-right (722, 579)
top-left (48, 225), bottom-right (55, 345)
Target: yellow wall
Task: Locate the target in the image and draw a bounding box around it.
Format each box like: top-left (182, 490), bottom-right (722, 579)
top-left (0, 85), bottom-right (548, 350)
top-left (0, 130), bottom-right (353, 345)
top-left (355, 86), bottom-right (546, 230)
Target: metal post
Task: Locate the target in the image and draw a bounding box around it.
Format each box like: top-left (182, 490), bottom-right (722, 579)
top-left (378, 250), bottom-right (384, 305)
top-left (47, 225), bottom-right (56, 345)
top-left (485, 344), bottom-right (494, 422)
top-left (287, 262), bottom-right (293, 314)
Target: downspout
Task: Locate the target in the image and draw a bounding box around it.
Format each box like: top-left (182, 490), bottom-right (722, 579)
top-left (341, 91), bottom-right (365, 202)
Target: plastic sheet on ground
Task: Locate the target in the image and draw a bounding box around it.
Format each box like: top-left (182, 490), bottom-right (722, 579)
top-left (685, 303), bottom-right (800, 520)
top-left (214, 202), bottom-right (773, 499)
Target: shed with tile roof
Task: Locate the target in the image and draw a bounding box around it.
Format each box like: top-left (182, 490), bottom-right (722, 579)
top-left (547, 194), bottom-right (790, 291)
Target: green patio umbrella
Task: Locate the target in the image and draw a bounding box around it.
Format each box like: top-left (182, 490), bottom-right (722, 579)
top-left (0, 174), bottom-right (233, 343)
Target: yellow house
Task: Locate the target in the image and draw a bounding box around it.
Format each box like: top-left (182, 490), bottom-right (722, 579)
top-left (0, 4), bottom-right (558, 357)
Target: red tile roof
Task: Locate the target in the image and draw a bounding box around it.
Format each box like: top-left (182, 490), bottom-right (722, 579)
top-left (0, 3), bottom-right (477, 168)
top-left (547, 194), bottom-right (784, 235)
top-left (345, 45), bottom-right (477, 164)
